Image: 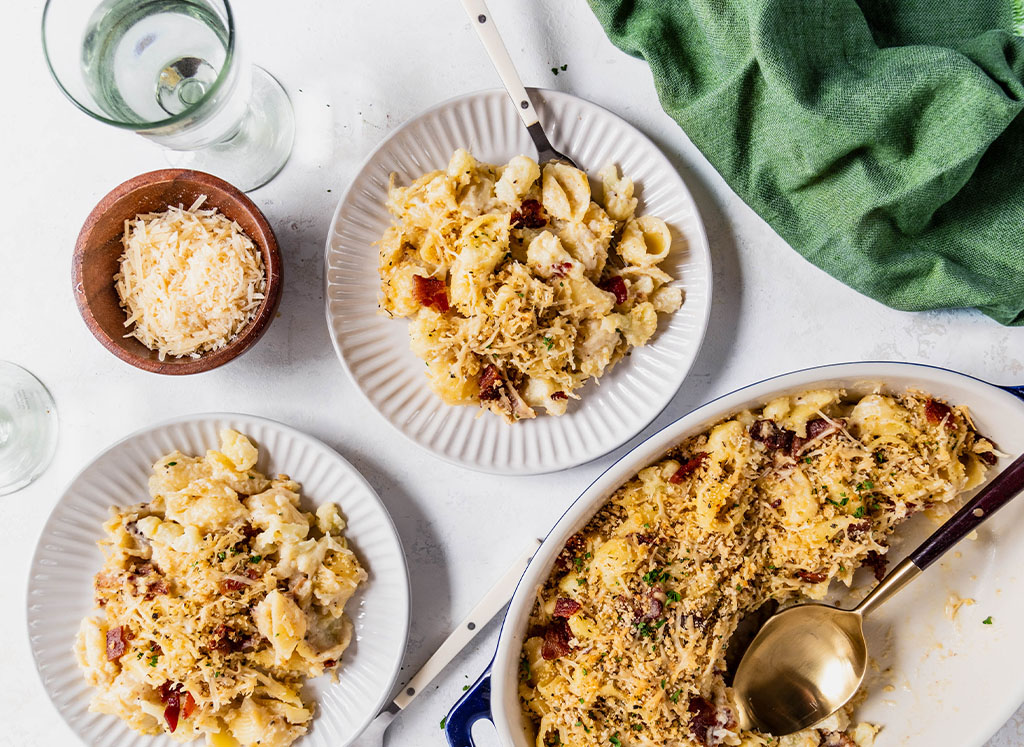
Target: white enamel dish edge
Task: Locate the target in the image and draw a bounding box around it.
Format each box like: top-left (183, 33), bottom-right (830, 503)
top-left (447, 361), bottom-right (1024, 747)
top-left (324, 88), bottom-right (712, 475)
top-left (26, 413), bottom-right (410, 747)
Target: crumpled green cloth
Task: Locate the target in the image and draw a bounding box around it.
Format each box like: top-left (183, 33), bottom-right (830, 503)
top-left (589, 0), bottom-right (1024, 324)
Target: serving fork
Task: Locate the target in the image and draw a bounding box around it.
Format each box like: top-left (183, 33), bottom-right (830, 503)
top-left (460, 0), bottom-right (578, 168)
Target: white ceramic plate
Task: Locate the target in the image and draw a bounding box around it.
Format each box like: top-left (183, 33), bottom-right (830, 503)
top-left (27, 414), bottom-right (409, 747)
top-left (324, 88), bottom-right (712, 475)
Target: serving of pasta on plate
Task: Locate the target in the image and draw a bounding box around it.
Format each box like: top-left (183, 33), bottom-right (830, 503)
top-left (75, 430), bottom-right (366, 747)
top-left (378, 149), bottom-right (683, 424)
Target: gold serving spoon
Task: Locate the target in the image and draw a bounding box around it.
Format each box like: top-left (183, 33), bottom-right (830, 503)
top-left (733, 451), bottom-right (1024, 736)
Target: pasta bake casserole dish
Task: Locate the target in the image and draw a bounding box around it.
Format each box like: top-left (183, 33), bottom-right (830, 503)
top-left (378, 149), bottom-right (683, 423)
top-left (519, 389), bottom-right (999, 746)
top-left (75, 430), bottom-right (366, 747)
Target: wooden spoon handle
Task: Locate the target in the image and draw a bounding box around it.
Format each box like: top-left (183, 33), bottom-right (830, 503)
top-left (910, 452), bottom-right (1024, 570)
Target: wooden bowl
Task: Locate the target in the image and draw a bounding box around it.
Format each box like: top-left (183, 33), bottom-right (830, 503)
top-left (73, 169), bottom-right (283, 375)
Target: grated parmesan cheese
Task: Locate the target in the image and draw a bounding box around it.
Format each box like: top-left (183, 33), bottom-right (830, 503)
top-left (114, 196), bottom-right (266, 360)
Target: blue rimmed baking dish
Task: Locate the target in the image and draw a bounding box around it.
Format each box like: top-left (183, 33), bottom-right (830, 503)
top-left (445, 361), bottom-right (1024, 747)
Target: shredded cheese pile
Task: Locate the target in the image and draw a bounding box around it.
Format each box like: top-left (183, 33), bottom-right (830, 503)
top-left (378, 150), bottom-right (683, 424)
top-left (114, 196), bottom-right (266, 360)
top-left (75, 430), bottom-right (366, 747)
top-left (520, 389), bottom-right (1000, 747)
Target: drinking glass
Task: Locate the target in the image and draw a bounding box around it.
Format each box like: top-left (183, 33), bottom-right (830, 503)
top-left (42, 0), bottom-right (294, 192)
top-left (0, 362), bottom-right (58, 496)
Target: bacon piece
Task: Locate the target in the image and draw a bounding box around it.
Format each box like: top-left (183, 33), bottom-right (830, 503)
top-left (511, 199), bottom-right (547, 229)
top-left (323, 659), bottom-right (337, 668)
top-left (795, 570), bottom-right (827, 584)
top-left (158, 682), bottom-right (186, 733)
top-left (805, 418), bottom-right (835, 440)
top-left (641, 589), bottom-right (666, 621)
top-left (862, 550), bottom-right (888, 582)
top-left (105, 626), bottom-right (129, 661)
top-left (687, 695), bottom-right (718, 746)
top-left (130, 562), bottom-right (155, 577)
top-left (541, 619), bottom-right (573, 660)
top-left (144, 580), bottom-right (168, 600)
top-left (551, 391), bottom-right (568, 401)
top-left (244, 568), bottom-right (261, 580)
top-left (634, 532), bottom-right (658, 545)
top-left (553, 598), bottom-right (582, 618)
top-left (210, 624), bottom-right (236, 654)
top-left (669, 452), bottom-right (708, 484)
top-left (182, 692), bottom-right (197, 720)
top-left (554, 532), bottom-right (587, 572)
top-left (164, 697), bottom-right (180, 733)
top-left (219, 577), bottom-right (246, 594)
top-left (749, 420), bottom-right (795, 453)
top-left (924, 399), bottom-right (956, 430)
top-left (478, 364), bottom-right (503, 401)
top-left (978, 450), bottom-right (998, 466)
top-left (549, 261), bottom-right (574, 278)
top-left (598, 275), bottom-right (628, 305)
top-left (412, 275), bottom-right (450, 313)
top-left (846, 520), bottom-right (871, 540)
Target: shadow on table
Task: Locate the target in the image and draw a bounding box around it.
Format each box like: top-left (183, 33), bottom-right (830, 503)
top-left (339, 445), bottom-right (453, 700)
top-left (640, 128), bottom-right (743, 423)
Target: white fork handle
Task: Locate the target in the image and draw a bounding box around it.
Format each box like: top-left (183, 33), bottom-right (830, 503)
top-left (392, 537), bottom-right (542, 709)
top-left (459, 0), bottom-right (540, 130)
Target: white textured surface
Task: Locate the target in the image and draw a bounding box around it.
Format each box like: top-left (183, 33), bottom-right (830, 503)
top-left (326, 89), bottom-right (710, 473)
top-left (1, 1), bottom-right (1023, 746)
top-left (27, 414), bottom-right (409, 747)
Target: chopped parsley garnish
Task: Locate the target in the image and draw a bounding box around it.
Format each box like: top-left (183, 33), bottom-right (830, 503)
top-left (853, 506), bottom-right (866, 518)
top-left (574, 556), bottom-right (585, 572)
top-left (634, 622), bottom-right (653, 638)
top-left (983, 616), bottom-right (993, 625)
top-left (462, 684), bottom-right (469, 691)
top-left (609, 734), bottom-right (622, 747)
top-left (660, 679), bottom-right (666, 689)
top-left (803, 457), bottom-right (812, 464)
top-left (440, 716), bottom-right (447, 730)
top-left (666, 590), bottom-right (681, 603)
top-left (217, 552), bottom-right (226, 561)
top-left (148, 654), bottom-right (159, 667)
top-left (855, 480), bottom-right (874, 492)
top-left (249, 555), bottom-right (262, 564)
top-left (874, 450), bottom-right (888, 464)
top-left (166, 461), bottom-right (177, 466)
top-left (541, 336), bottom-right (554, 350)
top-left (826, 497), bottom-right (849, 508)
top-left (642, 568), bottom-right (670, 585)
top-left (669, 689), bottom-right (682, 703)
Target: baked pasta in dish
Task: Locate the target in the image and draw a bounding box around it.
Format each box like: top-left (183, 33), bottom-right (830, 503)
top-left (519, 389), bottom-right (1001, 747)
top-left (75, 430), bottom-right (367, 747)
top-left (378, 149), bottom-right (683, 423)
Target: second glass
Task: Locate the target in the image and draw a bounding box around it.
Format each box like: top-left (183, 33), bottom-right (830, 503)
top-left (42, 0), bottom-right (294, 191)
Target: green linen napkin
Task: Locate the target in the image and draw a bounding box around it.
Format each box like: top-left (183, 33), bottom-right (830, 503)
top-left (589, 0), bottom-right (1024, 325)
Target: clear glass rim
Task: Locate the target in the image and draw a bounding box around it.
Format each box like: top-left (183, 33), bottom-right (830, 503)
top-left (40, 0), bottom-right (237, 132)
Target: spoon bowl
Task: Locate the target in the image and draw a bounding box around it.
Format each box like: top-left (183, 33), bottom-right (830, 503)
top-left (733, 604), bottom-right (867, 735)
